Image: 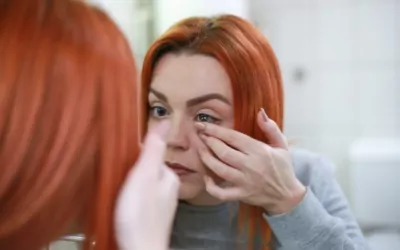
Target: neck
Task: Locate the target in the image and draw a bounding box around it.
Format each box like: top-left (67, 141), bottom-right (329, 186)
top-left (183, 190), bottom-right (223, 206)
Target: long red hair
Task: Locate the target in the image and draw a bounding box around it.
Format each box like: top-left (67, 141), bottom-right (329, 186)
top-left (141, 15), bottom-right (284, 249)
top-left (0, 1), bottom-right (140, 249)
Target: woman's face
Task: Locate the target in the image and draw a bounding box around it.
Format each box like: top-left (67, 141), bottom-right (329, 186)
top-left (147, 53), bottom-right (234, 205)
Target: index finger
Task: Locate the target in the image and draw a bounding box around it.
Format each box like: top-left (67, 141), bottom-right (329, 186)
top-left (257, 110), bottom-right (288, 149)
top-left (136, 121), bottom-right (170, 176)
top-left (194, 122), bottom-right (259, 154)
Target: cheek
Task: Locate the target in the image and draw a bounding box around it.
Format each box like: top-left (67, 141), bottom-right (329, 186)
top-left (188, 132), bottom-right (225, 183)
top-left (144, 119), bottom-right (159, 144)
top-left (147, 118), bottom-right (158, 129)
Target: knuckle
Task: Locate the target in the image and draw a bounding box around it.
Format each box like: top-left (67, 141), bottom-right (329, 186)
top-left (265, 145), bottom-right (273, 156)
top-left (228, 133), bottom-right (237, 143)
top-left (255, 142), bottom-right (268, 155)
top-left (259, 144), bottom-right (272, 158)
top-left (218, 165), bottom-right (230, 178)
top-left (219, 149), bottom-right (231, 162)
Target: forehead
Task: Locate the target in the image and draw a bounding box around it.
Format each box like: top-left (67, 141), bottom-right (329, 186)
top-left (150, 53), bottom-right (232, 101)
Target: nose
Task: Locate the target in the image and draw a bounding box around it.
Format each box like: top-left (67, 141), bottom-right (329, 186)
top-left (166, 115), bottom-right (191, 151)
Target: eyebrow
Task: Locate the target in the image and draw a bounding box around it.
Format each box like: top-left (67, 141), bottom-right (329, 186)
top-left (149, 88), bottom-right (231, 107)
top-left (149, 88), bottom-right (168, 102)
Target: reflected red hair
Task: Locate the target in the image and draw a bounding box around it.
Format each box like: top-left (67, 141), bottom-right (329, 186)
top-left (141, 15), bottom-right (284, 249)
top-left (0, 1), bottom-right (139, 249)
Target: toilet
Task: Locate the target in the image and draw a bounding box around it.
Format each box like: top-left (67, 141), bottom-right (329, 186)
top-left (348, 138), bottom-right (400, 250)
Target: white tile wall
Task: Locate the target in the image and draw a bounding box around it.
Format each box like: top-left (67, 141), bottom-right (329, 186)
top-left (154, 0), bottom-right (249, 36)
top-left (96, 0), bottom-right (152, 64)
top-left (251, 0), bottom-right (315, 9)
top-left (268, 6), bottom-right (318, 64)
top-left (315, 4), bottom-right (357, 63)
top-left (354, 2), bottom-right (398, 63)
top-left (251, 0), bottom-right (400, 198)
top-left (317, 69), bottom-right (359, 136)
top-left (101, 0), bottom-right (135, 24)
top-left (355, 67), bottom-right (399, 137)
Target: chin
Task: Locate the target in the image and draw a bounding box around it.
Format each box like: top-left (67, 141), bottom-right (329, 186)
top-left (178, 181), bottom-right (204, 200)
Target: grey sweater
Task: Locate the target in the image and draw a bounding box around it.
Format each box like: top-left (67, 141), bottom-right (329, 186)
top-left (170, 149), bottom-right (370, 250)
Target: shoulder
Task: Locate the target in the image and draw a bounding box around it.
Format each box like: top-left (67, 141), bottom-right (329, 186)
top-left (289, 148), bottom-right (336, 191)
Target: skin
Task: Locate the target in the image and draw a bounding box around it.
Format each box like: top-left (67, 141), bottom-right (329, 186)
top-left (115, 121), bottom-right (179, 250)
top-left (147, 53), bottom-right (233, 205)
top-left (147, 53), bottom-right (306, 212)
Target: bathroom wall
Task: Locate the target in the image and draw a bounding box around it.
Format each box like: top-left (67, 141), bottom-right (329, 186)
top-left (92, 0), bottom-right (153, 63)
top-left (153, 0), bottom-right (249, 36)
top-left (250, 0), bottom-right (400, 199)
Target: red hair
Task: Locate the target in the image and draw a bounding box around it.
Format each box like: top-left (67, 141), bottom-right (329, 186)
top-left (0, 1), bottom-right (140, 249)
top-left (141, 15), bottom-right (284, 249)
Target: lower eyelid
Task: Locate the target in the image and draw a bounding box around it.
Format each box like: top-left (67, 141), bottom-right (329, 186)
top-left (197, 115), bottom-right (221, 124)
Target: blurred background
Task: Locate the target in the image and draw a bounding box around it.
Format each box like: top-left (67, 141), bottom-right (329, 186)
top-left (51, 0), bottom-right (400, 249)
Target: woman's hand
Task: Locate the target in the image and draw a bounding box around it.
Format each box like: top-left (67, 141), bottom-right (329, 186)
top-left (195, 109), bottom-right (306, 215)
top-left (115, 121), bottom-right (180, 250)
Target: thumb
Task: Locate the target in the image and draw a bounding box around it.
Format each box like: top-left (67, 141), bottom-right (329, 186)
top-left (257, 108), bottom-right (288, 149)
top-left (136, 121), bottom-right (170, 175)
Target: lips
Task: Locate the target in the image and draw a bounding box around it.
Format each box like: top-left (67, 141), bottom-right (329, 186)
top-left (166, 162), bottom-right (195, 176)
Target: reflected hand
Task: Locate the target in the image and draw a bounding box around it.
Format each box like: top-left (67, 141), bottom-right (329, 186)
top-left (115, 121), bottom-right (180, 250)
top-left (195, 109), bottom-right (305, 215)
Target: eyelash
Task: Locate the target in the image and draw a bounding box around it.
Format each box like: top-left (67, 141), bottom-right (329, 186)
top-left (148, 105), bottom-right (221, 124)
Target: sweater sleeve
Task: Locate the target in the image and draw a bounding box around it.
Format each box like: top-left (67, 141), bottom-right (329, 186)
top-left (263, 156), bottom-right (370, 250)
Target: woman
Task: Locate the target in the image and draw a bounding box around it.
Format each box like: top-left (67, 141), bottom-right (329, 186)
top-left (141, 15), bottom-right (369, 249)
top-left (0, 1), bottom-right (178, 250)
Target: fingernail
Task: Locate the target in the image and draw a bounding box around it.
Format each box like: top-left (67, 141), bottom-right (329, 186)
top-left (194, 122), bottom-right (206, 131)
top-left (260, 108), bottom-right (269, 122)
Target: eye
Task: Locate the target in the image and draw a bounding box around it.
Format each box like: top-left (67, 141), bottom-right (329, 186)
top-left (149, 105), bottom-right (169, 118)
top-left (196, 113), bottom-right (220, 124)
